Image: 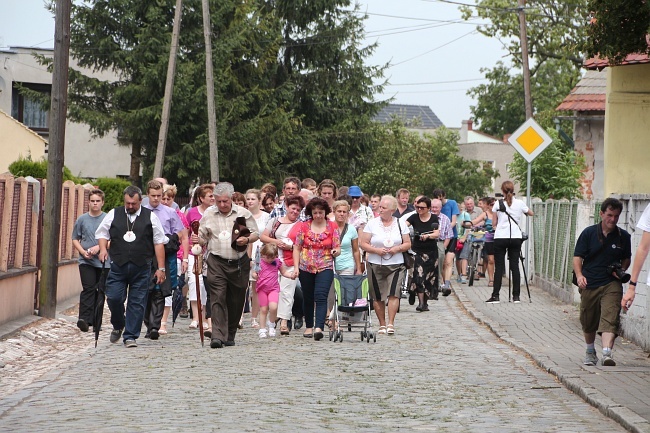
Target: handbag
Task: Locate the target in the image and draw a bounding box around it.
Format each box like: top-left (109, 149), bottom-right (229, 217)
top-left (164, 233), bottom-right (180, 256)
top-left (397, 219), bottom-right (414, 269)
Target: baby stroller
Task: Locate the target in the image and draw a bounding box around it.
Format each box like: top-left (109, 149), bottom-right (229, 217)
top-left (331, 274), bottom-right (376, 343)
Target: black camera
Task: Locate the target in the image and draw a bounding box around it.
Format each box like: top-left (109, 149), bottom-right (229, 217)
top-left (607, 262), bottom-right (631, 283)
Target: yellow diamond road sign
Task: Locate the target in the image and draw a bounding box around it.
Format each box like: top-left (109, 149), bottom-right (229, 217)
top-left (508, 118), bottom-right (553, 163)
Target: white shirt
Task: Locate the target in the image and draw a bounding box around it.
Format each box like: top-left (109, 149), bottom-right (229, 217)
top-left (363, 217), bottom-right (410, 265)
top-left (95, 206), bottom-right (168, 245)
top-left (636, 203), bottom-right (650, 284)
top-left (492, 198), bottom-right (529, 239)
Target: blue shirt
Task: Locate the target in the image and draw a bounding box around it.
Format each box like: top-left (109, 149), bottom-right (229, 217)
top-left (143, 203), bottom-right (185, 236)
top-left (441, 199), bottom-right (460, 238)
top-left (574, 223), bottom-right (631, 289)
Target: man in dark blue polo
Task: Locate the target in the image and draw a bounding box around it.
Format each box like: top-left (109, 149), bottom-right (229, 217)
top-left (573, 198), bottom-right (631, 366)
top-left (96, 186), bottom-right (168, 348)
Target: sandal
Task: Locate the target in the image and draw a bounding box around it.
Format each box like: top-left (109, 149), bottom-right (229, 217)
top-left (488, 280), bottom-right (494, 287)
top-left (251, 319), bottom-right (259, 329)
top-left (280, 325), bottom-right (290, 336)
top-left (387, 324), bottom-right (395, 335)
top-left (378, 326), bottom-right (387, 335)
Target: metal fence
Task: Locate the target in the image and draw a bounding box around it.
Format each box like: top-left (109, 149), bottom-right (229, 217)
top-left (532, 200), bottom-right (579, 288)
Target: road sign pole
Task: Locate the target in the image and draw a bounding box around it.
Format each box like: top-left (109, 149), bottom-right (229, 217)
top-left (526, 161), bottom-right (532, 277)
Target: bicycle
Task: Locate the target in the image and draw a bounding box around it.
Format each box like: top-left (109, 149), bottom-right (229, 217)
top-left (466, 229), bottom-right (486, 286)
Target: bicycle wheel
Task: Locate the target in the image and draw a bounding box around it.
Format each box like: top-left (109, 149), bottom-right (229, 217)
top-left (468, 246), bottom-right (477, 286)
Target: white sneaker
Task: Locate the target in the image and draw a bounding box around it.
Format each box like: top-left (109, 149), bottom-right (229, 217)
top-left (268, 324), bottom-right (276, 337)
top-left (203, 322), bottom-right (209, 330)
top-left (259, 328), bottom-right (268, 339)
top-left (189, 321), bottom-right (198, 329)
top-left (266, 320), bottom-right (273, 329)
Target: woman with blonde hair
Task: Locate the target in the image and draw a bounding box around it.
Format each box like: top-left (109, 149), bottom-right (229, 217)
top-left (486, 181), bottom-right (534, 304)
top-left (359, 195), bottom-right (411, 335)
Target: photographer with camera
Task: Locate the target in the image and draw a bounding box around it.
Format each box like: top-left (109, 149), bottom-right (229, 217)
top-left (573, 198), bottom-right (631, 366)
top-left (485, 181), bottom-right (534, 304)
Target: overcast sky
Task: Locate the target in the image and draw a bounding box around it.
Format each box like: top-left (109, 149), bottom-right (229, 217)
top-left (0, 0), bottom-right (508, 128)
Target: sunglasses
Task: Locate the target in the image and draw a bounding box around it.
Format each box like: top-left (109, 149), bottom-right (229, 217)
top-left (415, 206), bottom-right (429, 210)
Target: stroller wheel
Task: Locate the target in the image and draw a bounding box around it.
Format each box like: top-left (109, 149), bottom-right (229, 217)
top-left (339, 331), bottom-right (343, 342)
top-left (360, 331), bottom-right (365, 341)
top-left (348, 324), bottom-right (351, 332)
top-left (329, 330), bottom-right (334, 341)
top-left (373, 332), bottom-right (376, 343)
top-left (366, 333), bottom-right (371, 343)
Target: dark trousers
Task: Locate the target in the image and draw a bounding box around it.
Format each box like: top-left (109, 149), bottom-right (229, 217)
top-left (144, 256), bottom-right (176, 333)
top-left (292, 282), bottom-right (304, 318)
top-left (492, 238), bottom-right (523, 297)
top-left (205, 254), bottom-right (250, 342)
top-left (300, 269), bottom-right (334, 330)
top-left (78, 264), bottom-right (104, 326)
top-left (106, 260), bottom-right (151, 341)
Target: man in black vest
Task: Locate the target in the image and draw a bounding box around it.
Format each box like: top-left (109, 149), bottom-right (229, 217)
top-left (96, 186), bottom-right (168, 348)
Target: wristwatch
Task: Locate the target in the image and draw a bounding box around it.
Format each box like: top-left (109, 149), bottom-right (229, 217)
top-left (629, 281), bottom-right (637, 287)
top-left (158, 268), bottom-right (166, 272)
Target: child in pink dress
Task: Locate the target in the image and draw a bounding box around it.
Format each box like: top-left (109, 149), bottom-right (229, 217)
top-left (253, 243), bottom-right (294, 338)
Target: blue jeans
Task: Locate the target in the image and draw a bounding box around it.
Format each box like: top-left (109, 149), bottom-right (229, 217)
top-left (300, 269), bottom-right (334, 330)
top-left (106, 260), bottom-right (152, 341)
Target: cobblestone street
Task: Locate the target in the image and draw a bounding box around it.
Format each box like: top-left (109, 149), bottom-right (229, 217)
top-left (0, 288), bottom-right (624, 432)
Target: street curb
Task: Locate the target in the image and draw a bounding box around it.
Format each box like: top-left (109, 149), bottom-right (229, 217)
top-left (453, 286), bottom-right (650, 433)
top-left (0, 296), bottom-right (78, 341)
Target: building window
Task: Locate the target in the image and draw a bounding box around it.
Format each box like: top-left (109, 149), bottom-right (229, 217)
top-left (11, 82), bottom-right (51, 133)
top-left (482, 160), bottom-right (496, 190)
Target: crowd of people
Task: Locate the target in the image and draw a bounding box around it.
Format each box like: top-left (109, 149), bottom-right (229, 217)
top-left (72, 176), bottom-right (534, 349)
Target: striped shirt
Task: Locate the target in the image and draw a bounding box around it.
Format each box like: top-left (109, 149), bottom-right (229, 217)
top-left (435, 213), bottom-right (454, 241)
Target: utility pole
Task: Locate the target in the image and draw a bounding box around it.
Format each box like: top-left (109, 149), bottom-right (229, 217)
top-left (153, 0), bottom-right (184, 178)
top-left (518, 0), bottom-right (534, 277)
top-left (518, 0), bottom-right (533, 120)
top-left (39, 0), bottom-right (71, 318)
top-left (201, 0), bottom-right (219, 181)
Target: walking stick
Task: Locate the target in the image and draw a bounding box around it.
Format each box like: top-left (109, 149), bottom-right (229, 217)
top-left (191, 221), bottom-right (205, 347)
top-left (519, 250), bottom-right (532, 302)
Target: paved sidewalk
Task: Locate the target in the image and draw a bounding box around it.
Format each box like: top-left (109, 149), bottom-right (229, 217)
top-left (453, 275), bottom-right (650, 433)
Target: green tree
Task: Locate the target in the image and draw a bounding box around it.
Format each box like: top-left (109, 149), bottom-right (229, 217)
top-left (461, 1), bottom-right (585, 135)
top-left (272, 0), bottom-right (387, 185)
top-left (586, 0), bottom-right (650, 64)
top-left (508, 129), bottom-right (585, 200)
top-left (43, 0), bottom-right (384, 192)
top-left (358, 121), bottom-right (496, 201)
top-left (469, 59), bottom-right (579, 137)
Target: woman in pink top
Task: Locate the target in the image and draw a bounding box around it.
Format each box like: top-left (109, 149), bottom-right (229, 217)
top-left (292, 197), bottom-right (340, 341)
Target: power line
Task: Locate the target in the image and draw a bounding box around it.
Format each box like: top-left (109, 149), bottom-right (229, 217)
top-left (385, 78), bottom-right (485, 86)
top-left (390, 29), bottom-right (477, 67)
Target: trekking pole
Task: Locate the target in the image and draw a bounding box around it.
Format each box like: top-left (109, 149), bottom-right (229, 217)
top-left (520, 251), bottom-right (532, 302)
top-left (507, 250), bottom-right (512, 303)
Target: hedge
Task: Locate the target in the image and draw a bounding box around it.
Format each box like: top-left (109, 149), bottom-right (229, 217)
top-left (94, 177), bottom-right (132, 210)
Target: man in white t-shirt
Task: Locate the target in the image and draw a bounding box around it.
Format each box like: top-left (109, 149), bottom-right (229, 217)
top-left (625, 202), bottom-right (650, 315)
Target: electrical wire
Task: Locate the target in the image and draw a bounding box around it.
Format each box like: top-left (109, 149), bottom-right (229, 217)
top-left (390, 29), bottom-right (477, 67)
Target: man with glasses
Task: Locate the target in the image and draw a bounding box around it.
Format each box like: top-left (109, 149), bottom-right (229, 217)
top-left (269, 176), bottom-right (301, 219)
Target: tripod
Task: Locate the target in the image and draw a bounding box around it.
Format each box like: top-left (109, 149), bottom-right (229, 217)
top-left (507, 244), bottom-right (532, 303)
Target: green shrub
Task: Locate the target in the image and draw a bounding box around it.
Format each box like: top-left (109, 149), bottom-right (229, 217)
top-left (8, 155), bottom-right (79, 183)
top-left (94, 177), bottom-right (132, 210)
